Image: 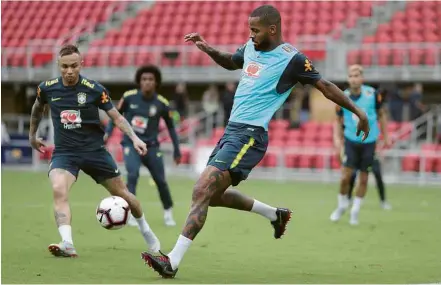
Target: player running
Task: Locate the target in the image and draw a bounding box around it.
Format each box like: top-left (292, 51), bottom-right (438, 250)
top-left (331, 64), bottom-right (390, 225)
top-left (104, 65), bottom-right (181, 227)
top-left (29, 45), bottom-right (161, 257)
top-left (141, 5), bottom-right (370, 278)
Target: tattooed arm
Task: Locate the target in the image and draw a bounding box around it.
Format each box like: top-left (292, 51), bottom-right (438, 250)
top-left (106, 107), bottom-right (137, 140)
top-left (184, 33), bottom-right (244, 70)
top-left (29, 97), bottom-right (47, 152)
top-left (106, 107), bottom-right (147, 155)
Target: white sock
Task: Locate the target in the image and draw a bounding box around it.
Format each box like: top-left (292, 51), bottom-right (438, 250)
top-left (338, 194), bottom-right (349, 209)
top-left (58, 225), bottom-right (73, 244)
top-left (164, 208), bottom-right (173, 218)
top-left (136, 214), bottom-right (160, 252)
top-left (251, 200), bottom-right (277, 221)
top-left (168, 235), bottom-right (192, 270)
top-left (351, 196), bottom-right (363, 215)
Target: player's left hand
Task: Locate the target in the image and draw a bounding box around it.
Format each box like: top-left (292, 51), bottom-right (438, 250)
top-left (356, 112), bottom-right (370, 141)
top-left (132, 137), bottom-right (147, 156)
top-left (174, 156), bottom-right (181, 165)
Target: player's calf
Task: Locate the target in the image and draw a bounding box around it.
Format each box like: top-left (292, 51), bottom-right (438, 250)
top-left (49, 169), bottom-right (76, 249)
top-left (349, 171), bottom-right (368, 225)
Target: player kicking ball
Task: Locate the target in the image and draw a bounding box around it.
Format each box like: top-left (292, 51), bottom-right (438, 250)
top-left (331, 65), bottom-right (390, 225)
top-left (29, 45), bottom-right (161, 257)
top-left (141, 5), bottom-right (370, 278)
top-left (104, 65), bottom-right (181, 227)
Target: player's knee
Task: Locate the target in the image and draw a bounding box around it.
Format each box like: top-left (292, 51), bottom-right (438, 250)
top-left (208, 195), bottom-right (222, 207)
top-left (359, 172), bottom-right (369, 186)
top-left (52, 180), bottom-right (68, 202)
top-left (191, 182), bottom-right (211, 203)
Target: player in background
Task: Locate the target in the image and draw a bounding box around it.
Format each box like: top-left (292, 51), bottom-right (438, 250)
top-left (335, 123), bottom-right (391, 210)
top-left (141, 5), bottom-right (370, 278)
top-left (331, 65), bottom-right (390, 225)
top-left (29, 45), bottom-right (161, 257)
top-left (104, 65), bottom-right (181, 227)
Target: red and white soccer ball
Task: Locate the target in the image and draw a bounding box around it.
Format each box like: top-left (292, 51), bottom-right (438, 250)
top-left (96, 196), bottom-right (130, 230)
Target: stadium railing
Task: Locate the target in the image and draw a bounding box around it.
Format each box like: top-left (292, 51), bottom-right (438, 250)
top-left (2, 42), bottom-right (440, 83)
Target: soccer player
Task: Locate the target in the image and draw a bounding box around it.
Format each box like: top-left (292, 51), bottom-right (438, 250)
top-left (141, 5), bottom-right (370, 278)
top-left (28, 45), bottom-right (161, 257)
top-left (331, 64), bottom-right (390, 225)
top-left (104, 65), bottom-right (181, 227)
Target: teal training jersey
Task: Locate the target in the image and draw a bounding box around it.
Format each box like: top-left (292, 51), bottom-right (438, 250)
top-left (337, 84), bottom-right (383, 143)
top-left (228, 40), bottom-right (322, 131)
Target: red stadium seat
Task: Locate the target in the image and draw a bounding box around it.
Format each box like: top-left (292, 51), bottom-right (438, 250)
top-left (1, 1), bottom-right (127, 66)
top-left (402, 154), bottom-right (420, 172)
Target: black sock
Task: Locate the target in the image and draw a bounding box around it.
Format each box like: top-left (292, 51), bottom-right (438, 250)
top-left (374, 170), bottom-right (386, 202)
top-left (348, 172), bottom-right (357, 200)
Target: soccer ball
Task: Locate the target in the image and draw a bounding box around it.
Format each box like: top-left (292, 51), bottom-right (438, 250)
top-left (96, 196), bottom-right (130, 230)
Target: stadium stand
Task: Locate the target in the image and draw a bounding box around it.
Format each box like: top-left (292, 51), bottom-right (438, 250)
top-left (347, 1), bottom-right (441, 66)
top-left (84, 1), bottom-right (383, 67)
top-left (1, 1), bottom-right (126, 66)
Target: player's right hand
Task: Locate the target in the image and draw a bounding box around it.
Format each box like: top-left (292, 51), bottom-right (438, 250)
top-left (29, 136), bottom-right (46, 153)
top-left (184, 33), bottom-right (210, 52)
top-left (356, 112), bottom-right (370, 141)
top-left (133, 137), bottom-right (147, 156)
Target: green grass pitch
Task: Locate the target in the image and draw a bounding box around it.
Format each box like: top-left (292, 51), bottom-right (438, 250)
top-left (1, 170), bottom-right (440, 284)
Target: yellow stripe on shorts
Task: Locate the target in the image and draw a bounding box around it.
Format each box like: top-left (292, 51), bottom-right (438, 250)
top-left (230, 137), bottom-right (255, 169)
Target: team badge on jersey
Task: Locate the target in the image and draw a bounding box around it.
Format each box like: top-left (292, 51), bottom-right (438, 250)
top-left (244, 62), bottom-right (262, 78)
top-left (77, 92), bottom-right (87, 105)
top-left (149, 105), bottom-right (157, 117)
top-left (60, 110), bottom-right (82, 130)
top-left (304, 59), bottom-right (313, 72)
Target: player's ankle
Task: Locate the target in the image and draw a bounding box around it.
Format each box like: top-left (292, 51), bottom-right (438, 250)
top-left (251, 200), bottom-right (277, 221)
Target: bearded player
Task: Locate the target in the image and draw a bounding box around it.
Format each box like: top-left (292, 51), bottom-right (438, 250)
top-left (142, 5), bottom-right (370, 278)
top-left (105, 65), bottom-right (181, 227)
top-left (29, 45), bottom-right (161, 257)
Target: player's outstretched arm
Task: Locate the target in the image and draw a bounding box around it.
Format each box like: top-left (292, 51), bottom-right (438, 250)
top-left (106, 107), bottom-right (147, 155)
top-left (314, 79), bottom-right (370, 140)
top-left (184, 33), bottom-right (242, 70)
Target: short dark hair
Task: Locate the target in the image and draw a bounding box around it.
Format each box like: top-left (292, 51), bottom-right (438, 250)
top-left (250, 5), bottom-right (281, 28)
top-left (135, 65), bottom-right (162, 87)
top-left (59, 44), bottom-right (80, 57)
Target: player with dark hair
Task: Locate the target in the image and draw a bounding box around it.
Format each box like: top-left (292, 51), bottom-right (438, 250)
top-left (29, 44), bottom-right (161, 257)
top-left (142, 5), bottom-right (370, 278)
top-left (104, 65), bottom-right (181, 227)
top-left (331, 65), bottom-right (390, 225)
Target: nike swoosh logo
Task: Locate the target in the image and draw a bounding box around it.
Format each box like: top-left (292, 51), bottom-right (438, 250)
top-left (215, 159), bottom-right (226, 163)
top-left (51, 97), bottom-right (61, 101)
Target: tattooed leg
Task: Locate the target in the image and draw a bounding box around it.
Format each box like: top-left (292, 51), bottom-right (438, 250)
top-left (49, 169), bottom-right (76, 243)
top-left (182, 166), bottom-right (232, 239)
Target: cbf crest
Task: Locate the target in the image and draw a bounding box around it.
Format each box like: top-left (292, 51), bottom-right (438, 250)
top-left (77, 92), bottom-right (87, 105)
top-left (149, 105), bottom-right (157, 117)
